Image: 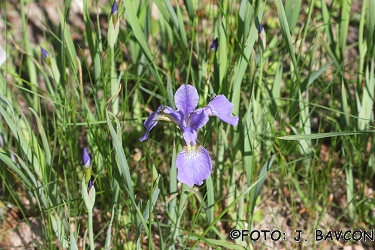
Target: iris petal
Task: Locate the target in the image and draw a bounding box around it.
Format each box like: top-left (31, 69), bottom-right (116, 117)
top-left (180, 108), bottom-right (209, 145)
top-left (176, 145), bottom-right (212, 187)
top-left (188, 108), bottom-right (209, 131)
top-left (206, 95), bottom-right (239, 126)
top-left (174, 85), bottom-right (199, 116)
top-left (139, 105), bottom-right (164, 142)
top-left (182, 126), bottom-right (198, 146)
top-left (163, 106), bottom-right (183, 126)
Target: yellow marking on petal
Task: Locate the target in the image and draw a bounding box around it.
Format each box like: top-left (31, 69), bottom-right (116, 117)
top-left (157, 113), bottom-right (179, 127)
top-left (183, 145), bottom-right (202, 159)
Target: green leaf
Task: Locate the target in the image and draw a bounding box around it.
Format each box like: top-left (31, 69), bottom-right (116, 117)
top-left (29, 108), bottom-right (52, 167)
top-left (106, 110), bottom-right (135, 199)
top-left (250, 154), bottom-right (276, 211)
top-left (0, 150), bottom-right (32, 189)
top-left (278, 131), bottom-right (370, 140)
top-left (275, 0), bottom-right (299, 78)
top-left (105, 206), bottom-right (116, 250)
top-left (57, 7), bottom-right (78, 74)
top-left (69, 225), bottom-right (79, 250)
top-left (285, 0), bottom-right (302, 31)
top-left (82, 177), bottom-right (94, 210)
top-left (108, 16), bottom-right (119, 48)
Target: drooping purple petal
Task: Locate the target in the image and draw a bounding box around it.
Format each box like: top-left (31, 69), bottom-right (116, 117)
top-left (163, 106), bottom-right (183, 126)
top-left (139, 105), bottom-right (164, 142)
top-left (206, 95), bottom-right (239, 126)
top-left (82, 147), bottom-right (91, 167)
top-left (174, 85), bottom-right (199, 116)
top-left (176, 145), bottom-right (212, 187)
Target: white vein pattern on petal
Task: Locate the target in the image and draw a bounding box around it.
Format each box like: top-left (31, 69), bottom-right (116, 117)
top-left (176, 145), bottom-right (212, 186)
top-left (184, 145), bottom-right (202, 158)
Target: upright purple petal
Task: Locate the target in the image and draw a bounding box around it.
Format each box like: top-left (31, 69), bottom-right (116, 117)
top-left (182, 126), bottom-right (198, 146)
top-left (180, 108), bottom-right (209, 145)
top-left (82, 148), bottom-right (91, 167)
top-left (176, 145), bottom-right (212, 187)
top-left (188, 108), bottom-right (209, 131)
top-left (163, 106), bottom-right (183, 126)
top-left (206, 95), bottom-right (239, 125)
top-left (140, 105), bottom-right (164, 142)
top-left (174, 85), bottom-right (199, 116)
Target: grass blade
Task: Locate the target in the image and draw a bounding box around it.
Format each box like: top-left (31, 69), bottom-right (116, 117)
top-left (29, 108), bottom-right (52, 167)
top-left (278, 131), bottom-right (370, 140)
top-left (275, 0), bottom-right (299, 78)
top-left (106, 110), bottom-right (135, 199)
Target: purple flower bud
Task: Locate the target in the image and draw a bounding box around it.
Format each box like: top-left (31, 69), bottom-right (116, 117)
top-left (88, 179), bottom-right (94, 191)
top-left (40, 46), bottom-right (49, 59)
top-left (258, 24), bottom-right (263, 34)
top-left (82, 147), bottom-right (91, 167)
top-left (210, 38), bottom-right (219, 52)
top-left (111, 0), bottom-right (118, 15)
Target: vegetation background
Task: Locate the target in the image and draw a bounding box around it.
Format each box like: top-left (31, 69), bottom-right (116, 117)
top-left (0, 0), bottom-right (374, 249)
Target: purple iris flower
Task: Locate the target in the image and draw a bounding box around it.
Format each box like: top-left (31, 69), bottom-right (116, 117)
top-left (140, 84), bottom-right (238, 187)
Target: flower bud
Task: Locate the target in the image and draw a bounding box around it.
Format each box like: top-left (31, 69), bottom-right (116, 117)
top-left (82, 147), bottom-right (91, 167)
top-left (111, 0), bottom-right (118, 15)
top-left (40, 46), bottom-right (52, 66)
top-left (88, 179), bottom-right (94, 192)
top-left (210, 38), bottom-right (219, 52)
top-left (207, 38), bottom-right (219, 75)
top-left (258, 24), bottom-right (266, 51)
top-left (111, 0), bottom-right (118, 26)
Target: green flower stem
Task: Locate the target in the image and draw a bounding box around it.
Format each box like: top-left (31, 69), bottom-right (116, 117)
top-left (82, 177), bottom-right (96, 250)
top-left (88, 209), bottom-right (94, 250)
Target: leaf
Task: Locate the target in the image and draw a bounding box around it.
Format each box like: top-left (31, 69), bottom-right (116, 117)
top-left (278, 131), bottom-right (370, 140)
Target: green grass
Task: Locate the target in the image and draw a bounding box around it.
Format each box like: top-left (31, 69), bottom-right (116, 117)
top-left (0, 0), bottom-right (374, 249)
